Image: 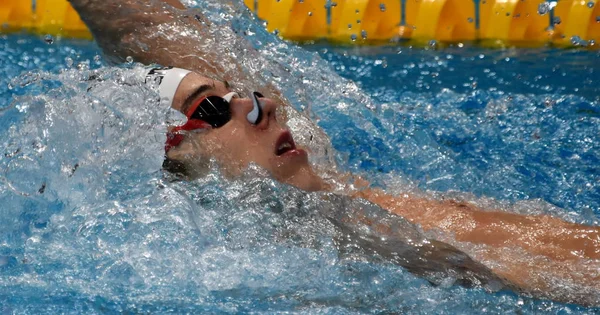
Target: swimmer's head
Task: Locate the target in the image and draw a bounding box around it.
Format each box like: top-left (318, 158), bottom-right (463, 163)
top-left (156, 68), bottom-right (325, 191)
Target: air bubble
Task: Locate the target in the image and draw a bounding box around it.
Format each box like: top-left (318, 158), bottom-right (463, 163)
top-left (588, 1), bottom-right (595, 8)
top-left (348, 24), bottom-right (352, 29)
top-left (126, 56), bottom-right (134, 64)
top-left (428, 40), bottom-right (438, 49)
top-left (44, 34), bottom-right (54, 44)
top-left (467, 17), bottom-right (474, 23)
top-left (380, 3), bottom-right (386, 12)
top-left (350, 34), bottom-right (357, 41)
top-left (361, 30), bottom-right (367, 39)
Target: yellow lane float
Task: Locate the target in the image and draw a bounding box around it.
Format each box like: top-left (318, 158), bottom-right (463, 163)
top-left (0, 0), bottom-right (91, 39)
top-left (244, 0), bottom-right (600, 46)
top-left (1, 0), bottom-right (598, 47)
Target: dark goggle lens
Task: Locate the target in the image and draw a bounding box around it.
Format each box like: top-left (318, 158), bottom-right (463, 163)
top-left (189, 95), bottom-right (232, 128)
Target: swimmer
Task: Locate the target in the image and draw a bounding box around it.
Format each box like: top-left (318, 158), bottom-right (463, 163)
top-left (68, 0), bottom-right (600, 306)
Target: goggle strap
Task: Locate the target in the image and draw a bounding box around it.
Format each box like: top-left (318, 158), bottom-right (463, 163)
top-left (223, 92), bottom-right (239, 103)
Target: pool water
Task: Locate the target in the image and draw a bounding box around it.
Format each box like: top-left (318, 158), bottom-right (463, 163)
top-left (1, 0), bottom-right (599, 313)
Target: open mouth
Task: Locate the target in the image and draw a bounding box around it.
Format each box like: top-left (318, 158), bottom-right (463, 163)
top-left (275, 131), bottom-right (297, 156)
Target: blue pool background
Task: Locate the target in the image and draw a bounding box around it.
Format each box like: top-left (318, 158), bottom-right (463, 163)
top-left (0, 0), bottom-right (599, 313)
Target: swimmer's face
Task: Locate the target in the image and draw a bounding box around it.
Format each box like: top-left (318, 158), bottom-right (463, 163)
top-left (167, 72), bottom-right (313, 184)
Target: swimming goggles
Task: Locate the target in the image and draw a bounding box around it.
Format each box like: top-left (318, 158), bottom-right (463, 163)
top-left (165, 91), bottom-right (265, 152)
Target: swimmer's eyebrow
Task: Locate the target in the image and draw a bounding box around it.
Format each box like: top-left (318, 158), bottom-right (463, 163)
top-left (181, 84), bottom-right (214, 114)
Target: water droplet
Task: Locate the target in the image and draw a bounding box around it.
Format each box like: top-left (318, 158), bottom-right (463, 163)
top-left (379, 3), bottom-right (386, 12)
top-left (552, 16), bottom-right (561, 25)
top-left (428, 40), bottom-right (438, 48)
top-left (467, 17), bottom-right (474, 23)
top-left (299, 0), bottom-right (304, 2)
top-left (538, 2), bottom-right (551, 15)
top-left (93, 55), bottom-right (102, 65)
top-left (77, 61), bottom-right (89, 71)
top-left (347, 23), bottom-right (352, 29)
top-left (357, 19), bottom-right (361, 24)
top-left (65, 57), bottom-right (73, 68)
top-left (273, 29), bottom-right (280, 35)
top-left (361, 30), bottom-right (367, 39)
top-left (570, 35), bottom-right (588, 46)
top-left (350, 34), bottom-right (357, 41)
top-left (324, 1), bottom-right (336, 8)
top-left (126, 56), bottom-right (134, 64)
top-left (597, 16), bottom-right (600, 22)
top-left (308, 11), bottom-right (313, 16)
top-left (44, 34), bottom-right (54, 44)
top-left (588, 1), bottom-right (595, 8)
top-left (355, 9), bottom-right (360, 14)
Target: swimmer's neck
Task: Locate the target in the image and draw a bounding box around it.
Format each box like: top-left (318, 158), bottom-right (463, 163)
top-left (278, 167), bottom-right (331, 192)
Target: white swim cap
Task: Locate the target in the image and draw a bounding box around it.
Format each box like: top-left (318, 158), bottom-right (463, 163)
top-left (146, 67), bottom-right (192, 108)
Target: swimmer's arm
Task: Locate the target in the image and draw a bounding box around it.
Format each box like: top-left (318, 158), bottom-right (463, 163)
top-left (68, 0), bottom-right (216, 70)
top-left (69, 0), bottom-right (289, 105)
top-left (355, 189), bottom-right (600, 305)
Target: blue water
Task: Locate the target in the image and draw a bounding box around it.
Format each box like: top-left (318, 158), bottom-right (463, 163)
top-left (1, 0), bottom-right (599, 313)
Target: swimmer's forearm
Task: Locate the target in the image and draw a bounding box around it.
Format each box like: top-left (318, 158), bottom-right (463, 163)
top-left (70, 0), bottom-right (231, 77)
top-left (69, 0), bottom-right (285, 102)
top-left (69, 0), bottom-right (186, 63)
top-left (357, 189), bottom-right (600, 305)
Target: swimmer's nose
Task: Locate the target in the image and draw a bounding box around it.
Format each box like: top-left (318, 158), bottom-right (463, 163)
top-left (229, 91), bottom-right (277, 128)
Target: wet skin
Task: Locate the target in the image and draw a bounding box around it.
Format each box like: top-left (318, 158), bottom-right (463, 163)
top-left (166, 72), bottom-right (326, 191)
